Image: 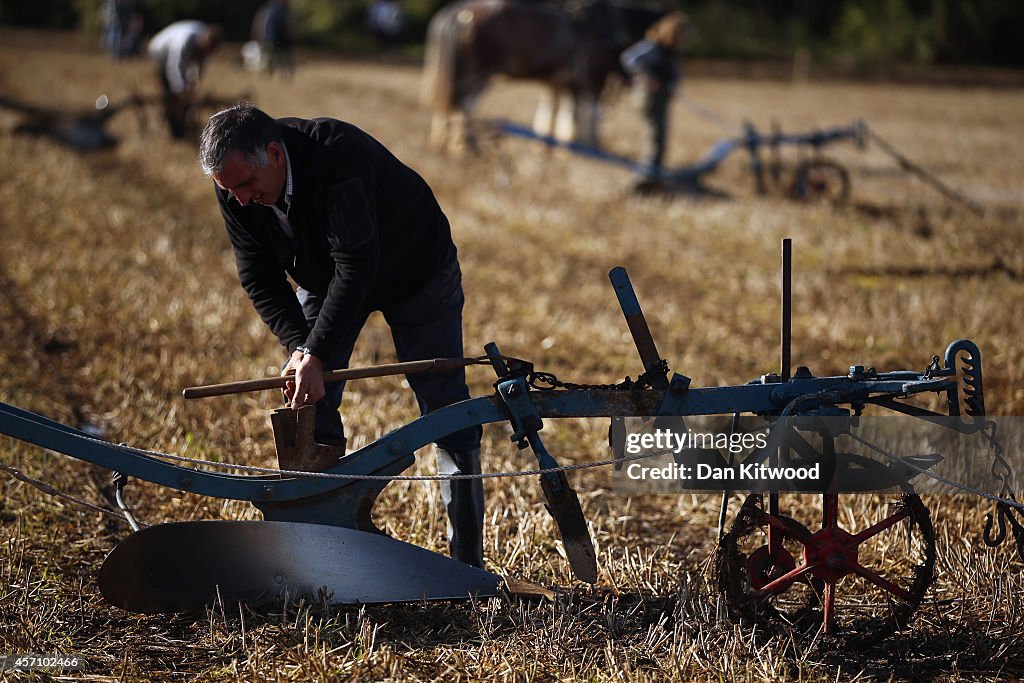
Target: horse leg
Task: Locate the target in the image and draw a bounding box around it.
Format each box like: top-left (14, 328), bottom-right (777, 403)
top-left (443, 111), bottom-right (461, 155)
top-left (532, 88), bottom-right (557, 138)
top-left (553, 91), bottom-right (576, 143)
top-left (576, 94), bottom-right (601, 149)
top-left (449, 109), bottom-right (477, 156)
top-left (428, 111), bottom-right (450, 151)
top-left (451, 92), bottom-right (485, 155)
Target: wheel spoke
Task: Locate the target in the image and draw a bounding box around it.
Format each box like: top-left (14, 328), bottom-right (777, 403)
top-left (852, 507), bottom-right (910, 543)
top-left (823, 493), bottom-right (839, 530)
top-left (851, 561), bottom-right (912, 600)
top-left (759, 562), bottom-right (814, 594)
top-left (823, 579), bottom-right (836, 634)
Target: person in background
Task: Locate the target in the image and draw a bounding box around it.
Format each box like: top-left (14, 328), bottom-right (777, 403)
top-left (147, 20), bottom-right (222, 139)
top-left (100, 0), bottom-right (120, 58)
top-left (118, 0), bottom-right (144, 58)
top-left (619, 12), bottom-right (691, 191)
top-left (259, 0), bottom-right (294, 78)
top-left (100, 0), bottom-right (143, 60)
top-left (367, 0), bottom-right (406, 51)
top-left (243, 4), bottom-right (269, 72)
top-left (197, 103), bottom-right (486, 569)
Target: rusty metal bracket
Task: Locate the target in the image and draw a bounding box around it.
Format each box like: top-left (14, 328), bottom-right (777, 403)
top-left (656, 373), bottom-right (692, 417)
top-left (270, 406), bottom-right (346, 473)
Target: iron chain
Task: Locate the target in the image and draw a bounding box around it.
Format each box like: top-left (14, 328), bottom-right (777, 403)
top-left (980, 420), bottom-right (1014, 499)
top-left (526, 359), bottom-right (669, 393)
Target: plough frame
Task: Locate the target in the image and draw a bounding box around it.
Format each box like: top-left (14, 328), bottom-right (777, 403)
top-left (0, 241), bottom-right (1001, 643)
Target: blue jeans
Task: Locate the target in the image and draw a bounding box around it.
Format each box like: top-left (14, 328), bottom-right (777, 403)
top-left (295, 255), bottom-right (482, 454)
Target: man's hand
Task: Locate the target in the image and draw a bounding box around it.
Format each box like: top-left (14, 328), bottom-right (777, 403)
top-left (282, 350), bottom-right (325, 409)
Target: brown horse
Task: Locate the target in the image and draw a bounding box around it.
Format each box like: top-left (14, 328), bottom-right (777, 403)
top-left (422, 0), bottom-right (663, 153)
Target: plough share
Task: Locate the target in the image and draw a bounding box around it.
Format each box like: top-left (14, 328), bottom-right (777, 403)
top-left (0, 240), bottom-right (1016, 647)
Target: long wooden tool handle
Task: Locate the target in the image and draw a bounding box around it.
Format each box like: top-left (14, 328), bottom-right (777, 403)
top-left (183, 357), bottom-right (481, 400)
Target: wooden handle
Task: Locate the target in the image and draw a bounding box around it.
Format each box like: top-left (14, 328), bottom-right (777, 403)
top-left (183, 357), bottom-right (480, 400)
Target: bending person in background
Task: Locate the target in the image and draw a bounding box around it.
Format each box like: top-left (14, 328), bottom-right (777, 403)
top-left (148, 20), bottom-right (222, 139)
top-left (620, 12), bottom-right (691, 191)
top-left (197, 103), bottom-right (485, 568)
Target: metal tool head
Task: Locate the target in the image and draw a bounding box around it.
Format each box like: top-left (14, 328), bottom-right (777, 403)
top-left (98, 521), bottom-right (503, 613)
top-left (540, 472), bottom-right (598, 584)
top-left (271, 406), bottom-right (345, 472)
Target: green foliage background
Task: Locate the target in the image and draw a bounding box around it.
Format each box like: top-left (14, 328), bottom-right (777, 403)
top-left (1, 0), bottom-right (1022, 66)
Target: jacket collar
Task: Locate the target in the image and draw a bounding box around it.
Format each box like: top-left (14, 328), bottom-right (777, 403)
top-left (278, 121), bottom-right (315, 201)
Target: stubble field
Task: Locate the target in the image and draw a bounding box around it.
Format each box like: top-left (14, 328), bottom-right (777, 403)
top-left (1, 28), bottom-right (1024, 681)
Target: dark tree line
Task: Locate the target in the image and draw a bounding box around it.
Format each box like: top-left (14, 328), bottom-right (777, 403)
top-left (1, 0), bottom-right (1022, 66)
top-left (672, 0), bottom-right (1024, 65)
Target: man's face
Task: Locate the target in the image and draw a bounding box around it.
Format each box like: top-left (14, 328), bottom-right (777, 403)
top-left (212, 141), bottom-right (287, 207)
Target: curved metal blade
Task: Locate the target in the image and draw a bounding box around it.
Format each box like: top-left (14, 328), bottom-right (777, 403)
top-left (98, 521), bottom-right (503, 613)
top-left (540, 472), bottom-right (598, 583)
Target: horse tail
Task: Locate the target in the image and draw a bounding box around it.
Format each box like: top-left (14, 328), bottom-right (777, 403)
top-left (421, 4), bottom-right (461, 114)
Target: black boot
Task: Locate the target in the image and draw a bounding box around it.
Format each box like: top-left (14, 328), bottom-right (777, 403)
top-left (436, 447), bottom-right (485, 568)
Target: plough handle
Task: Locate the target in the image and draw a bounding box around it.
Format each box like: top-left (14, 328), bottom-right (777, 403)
top-left (609, 267), bottom-right (669, 389)
top-left (183, 357), bottom-right (483, 399)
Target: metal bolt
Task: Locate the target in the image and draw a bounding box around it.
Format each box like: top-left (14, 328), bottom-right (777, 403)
top-left (670, 375), bottom-right (691, 396)
top-left (507, 384), bottom-right (521, 398)
top-left (274, 574), bottom-right (284, 584)
top-left (389, 440), bottom-right (404, 455)
top-left (262, 485), bottom-right (274, 499)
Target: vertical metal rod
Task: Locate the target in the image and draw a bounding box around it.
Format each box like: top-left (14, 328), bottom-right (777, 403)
top-left (717, 412), bottom-right (741, 541)
top-left (770, 239), bottom-right (791, 563)
top-left (768, 428), bottom-right (785, 548)
top-left (483, 341), bottom-right (509, 378)
top-left (781, 238), bottom-right (792, 381)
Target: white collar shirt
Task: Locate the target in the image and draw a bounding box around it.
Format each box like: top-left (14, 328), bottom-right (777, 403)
top-left (270, 144), bottom-right (294, 238)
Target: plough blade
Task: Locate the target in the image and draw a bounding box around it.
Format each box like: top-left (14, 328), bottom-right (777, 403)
top-left (98, 521), bottom-right (503, 613)
top-left (541, 472), bottom-right (598, 583)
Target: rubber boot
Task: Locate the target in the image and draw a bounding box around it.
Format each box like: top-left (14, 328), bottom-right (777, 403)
top-left (436, 446), bottom-right (485, 568)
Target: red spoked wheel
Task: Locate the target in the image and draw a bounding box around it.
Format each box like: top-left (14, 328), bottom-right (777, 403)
top-left (717, 490), bottom-right (936, 648)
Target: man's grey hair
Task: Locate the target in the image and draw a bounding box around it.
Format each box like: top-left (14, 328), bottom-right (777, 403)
top-left (198, 102), bottom-right (281, 177)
